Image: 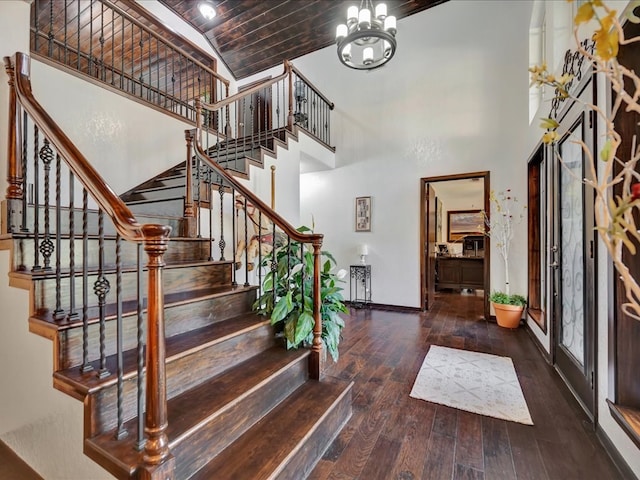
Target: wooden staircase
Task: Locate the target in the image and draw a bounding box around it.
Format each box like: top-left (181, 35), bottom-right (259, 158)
top-left (120, 128), bottom-right (297, 218)
top-left (2, 52), bottom-right (351, 479)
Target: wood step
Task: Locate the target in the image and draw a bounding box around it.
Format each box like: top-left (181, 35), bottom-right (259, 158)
top-left (14, 205), bottom-right (185, 237)
top-left (54, 314), bottom-right (277, 435)
top-left (11, 260), bottom-right (233, 312)
top-left (7, 236), bottom-right (213, 272)
top-left (29, 285), bottom-right (258, 370)
top-left (126, 197), bottom-right (185, 217)
top-left (191, 377), bottom-right (353, 480)
top-left (84, 347), bottom-right (310, 480)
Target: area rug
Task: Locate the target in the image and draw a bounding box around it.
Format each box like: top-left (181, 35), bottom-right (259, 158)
top-left (410, 345), bottom-right (533, 425)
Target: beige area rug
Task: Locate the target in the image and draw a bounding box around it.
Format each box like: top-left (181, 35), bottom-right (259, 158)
top-left (410, 345), bottom-right (533, 425)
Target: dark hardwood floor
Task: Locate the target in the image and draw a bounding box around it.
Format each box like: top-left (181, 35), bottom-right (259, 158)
top-left (309, 291), bottom-right (623, 480)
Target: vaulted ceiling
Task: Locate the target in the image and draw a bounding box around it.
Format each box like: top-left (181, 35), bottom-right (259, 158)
top-left (158, 0), bottom-right (448, 79)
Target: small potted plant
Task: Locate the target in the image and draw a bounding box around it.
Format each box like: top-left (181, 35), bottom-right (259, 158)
top-left (485, 189), bottom-right (527, 328)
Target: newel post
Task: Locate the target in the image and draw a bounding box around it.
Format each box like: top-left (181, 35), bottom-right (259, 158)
top-left (3, 56), bottom-right (23, 234)
top-left (183, 130), bottom-right (197, 237)
top-left (140, 224), bottom-right (175, 480)
top-left (286, 61), bottom-right (294, 130)
top-left (310, 240), bottom-right (324, 380)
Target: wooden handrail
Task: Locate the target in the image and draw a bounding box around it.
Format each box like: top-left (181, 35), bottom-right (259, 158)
top-left (200, 61), bottom-right (291, 112)
top-left (290, 64), bottom-right (335, 110)
top-left (7, 51), bottom-right (174, 477)
top-left (192, 134), bottom-right (323, 245)
top-left (101, 0), bottom-right (229, 87)
top-left (8, 52), bottom-right (143, 241)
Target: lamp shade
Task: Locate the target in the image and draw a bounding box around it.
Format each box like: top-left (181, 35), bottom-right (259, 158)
top-left (359, 244), bottom-right (369, 256)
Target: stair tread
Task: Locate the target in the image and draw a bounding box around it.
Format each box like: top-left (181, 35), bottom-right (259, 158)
top-left (11, 258), bottom-right (230, 282)
top-left (86, 347), bottom-right (310, 467)
top-left (54, 312), bottom-right (270, 394)
top-left (124, 196), bottom-right (184, 205)
top-left (191, 377), bottom-right (352, 480)
top-left (31, 284), bottom-right (256, 329)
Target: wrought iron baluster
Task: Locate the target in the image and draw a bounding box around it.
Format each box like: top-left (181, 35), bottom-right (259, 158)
top-left (63, 1), bottom-right (68, 64)
top-left (218, 183), bottom-right (225, 261)
top-left (34, 0), bottom-right (40, 51)
top-left (95, 209), bottom-right (110, 379)
top-left (258, 211), bottom-right (263, 296)
top-left (76, 1), bottom-right (80, 70)
top-left (208, 169), bottom-right (213, 260)
top-left (287, 236), bottom-right (291, 279)
top-left (53, 153), bottom-right (65, 320)
top-left (300, 240), bottom-right (305, 305)
top-left (99, 2), bottom-right (105, 81)
top-left (115, 235), bottom-right (127, 440)
top-left (89, 0), bottom-right (93, 76)
top-left (196, 153), bottom-right (201, 238)
top-left (271, 221), bottom-right (277, 305)
top-left (136, 242), bottom-right (145, 450)
top-left (80, 188), bottom-right (92, 373)
top-left (21, 112), bottom-right (28, 232)
top-left (47, 0), bottom-right (54, 57)
top-left (232, 187), bottom-right (237, 286)
top-left (244, 196), bottom-right (249, 287)
top-left (39, 139), bottom-right (54, 270)
top-left (68, 171), bottom-right (78, 319)
top-left (32, 125), bottom-right (41, 271)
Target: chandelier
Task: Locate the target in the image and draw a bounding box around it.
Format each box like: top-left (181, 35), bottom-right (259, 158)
top-left (335, 1), bottom-right (397, 70)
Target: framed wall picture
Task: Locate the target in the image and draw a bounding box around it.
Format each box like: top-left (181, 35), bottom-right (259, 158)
top-left (447, 209), bottom-right (484, 242)
top-left (355, 196), bottom-right (371, 232)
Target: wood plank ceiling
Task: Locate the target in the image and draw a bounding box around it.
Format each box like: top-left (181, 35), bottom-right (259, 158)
top-left (158, 0), bottom-right (448, 79)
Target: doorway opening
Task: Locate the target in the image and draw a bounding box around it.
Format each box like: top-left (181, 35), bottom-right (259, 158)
top-left (420, 172), bottom-right (490, 320)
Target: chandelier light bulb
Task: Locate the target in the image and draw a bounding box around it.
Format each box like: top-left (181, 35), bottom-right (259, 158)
top-left (359, 8), bottom-right (371, 28)
top-left (336, 24), bottom-right (348, 41)
top-left (363, 47), bottom-right (374, 65)
top-left (342, 43), bottom-right (352, 62)
top-left (347, 6), bottom-right (359, 23)
top-left (384, 40), bottom-right (392, 58)
top-left (375, 3), bottom-right (387, 20)
top-left (384, 15), bottom-right (397, 35)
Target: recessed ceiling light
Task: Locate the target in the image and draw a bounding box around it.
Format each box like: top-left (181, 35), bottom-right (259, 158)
top-left (198, 1), bottom-right (217, 20)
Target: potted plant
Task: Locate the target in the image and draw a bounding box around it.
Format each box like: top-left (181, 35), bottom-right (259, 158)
top-left (253, 226), bottom-right (348, 362)
top-left (485, 189), bottom-right (527, 328)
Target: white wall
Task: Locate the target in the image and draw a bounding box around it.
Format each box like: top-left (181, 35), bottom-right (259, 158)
top-left (294, 0), bottom-right (532, 307)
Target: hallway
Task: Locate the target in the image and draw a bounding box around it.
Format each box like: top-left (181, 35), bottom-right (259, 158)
top-left (309, 292), bottom-right (624, 480)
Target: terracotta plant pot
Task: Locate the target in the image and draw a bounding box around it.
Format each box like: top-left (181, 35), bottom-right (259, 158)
top-left (492, 302), bottom-right (524, 329)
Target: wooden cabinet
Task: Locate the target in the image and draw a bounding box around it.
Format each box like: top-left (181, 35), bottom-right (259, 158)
top-left (436, 257), bottom-right (483, 290)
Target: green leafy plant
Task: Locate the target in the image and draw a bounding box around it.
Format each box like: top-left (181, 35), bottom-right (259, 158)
top-left (489, 291), bottom-right (527, 307)
top-left (253, 226), bottom-right (348, 362)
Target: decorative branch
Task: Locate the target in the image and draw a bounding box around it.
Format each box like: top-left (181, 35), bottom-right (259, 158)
top-left (531, 0), bottom-right (640, 320)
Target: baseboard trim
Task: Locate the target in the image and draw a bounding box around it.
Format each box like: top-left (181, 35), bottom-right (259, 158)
top-left (595, 424), bottom-right (639, 480)
top-left (525, 322), bottom-right (552, 365)
top-left (345, 301), bottom-right (422, 313)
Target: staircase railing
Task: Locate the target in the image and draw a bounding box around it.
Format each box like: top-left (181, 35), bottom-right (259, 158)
top-left (194, 61), bottom-right (334, 175)
top-left (189, 111), bottom-right (326, 379)
top-left (4, 52), bottom-right (174, 479)
top-left (30, 0), bottom-right (230, 125)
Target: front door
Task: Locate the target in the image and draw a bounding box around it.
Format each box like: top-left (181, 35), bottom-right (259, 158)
top-left (551, 79), bottom-right (596, 418)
